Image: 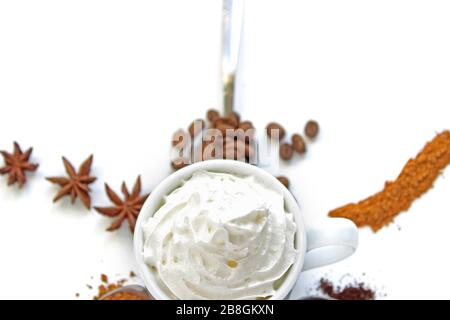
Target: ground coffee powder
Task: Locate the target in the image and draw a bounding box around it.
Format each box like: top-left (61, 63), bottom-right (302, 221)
top-left (319, 278), bottom-right (375, 300)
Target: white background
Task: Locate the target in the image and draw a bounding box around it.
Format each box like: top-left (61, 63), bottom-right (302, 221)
top-left (1, 0), bottom-right (450, 299)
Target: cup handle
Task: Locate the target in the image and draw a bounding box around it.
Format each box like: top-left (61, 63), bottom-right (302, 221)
top-left (302, 218), bottom-right (358, 271)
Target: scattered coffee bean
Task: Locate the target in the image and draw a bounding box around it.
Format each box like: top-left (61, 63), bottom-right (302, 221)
top-left (292, 133), bottom-right (307, 154)
top-left (223, 143), bottom-right (240, 160)
top-left (266, 122), bottom-right (286, 140)
top-left (223, 138), bottom-right (245, 161)
top-left (172, 110), bottom-right (319, 168)
top-left (232, 126), bottom-right (251, 142)
top-left (213, 118), bottom-right (237, 135)
top-left (277, 176), bottom-right (290, 189)
top-left (228, 111), bottom-right (240, 127)
top-left (188, 119), bottom-right (206, 137)
top-left (245, 143), bottom-right (255, 159)
top-left (201, 141), bottom-right (217, 161)
top-left (171, 157), bottom-right (190, 170)
top-left (305, 120), bottom-right (319, 139)
top-left (280, 143), bottom-right (294, 160)
top-left (172, 129), bottom-right (189, 148)
top-left (238, 121), bottom-right (254, 131)
top-left (234, 138), bottom-right (247, 154)
top-left (206, 109), bottom-right (220, 122)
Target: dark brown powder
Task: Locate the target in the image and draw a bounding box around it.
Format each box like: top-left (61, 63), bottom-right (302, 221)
top-left (319, 278), bottom-right (375, 300)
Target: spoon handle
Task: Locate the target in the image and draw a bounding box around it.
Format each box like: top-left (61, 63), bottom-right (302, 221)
top-left (222, 0), bottom-right (244, 115)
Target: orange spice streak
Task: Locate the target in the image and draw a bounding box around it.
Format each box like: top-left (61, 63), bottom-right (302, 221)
top-left (329, 131), bottom-right (450, 231)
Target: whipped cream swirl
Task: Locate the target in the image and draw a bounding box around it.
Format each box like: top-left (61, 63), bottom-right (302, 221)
top-left (142, 171), bottom-right (297, 300)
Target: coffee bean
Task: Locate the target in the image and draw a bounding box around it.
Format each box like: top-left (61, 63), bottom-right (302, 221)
top-left (305, 120), bottom-right (319, 139)
top-left (188, 119), bottom-right (206, 137)
top-left (245, 143), bottom-right (255, 159)
top-left (238, 121), bottom-right (254, 131)
top-left (232, 127), bottom-right (252, 144)
top-left (201, 147), bottom-right (214, 161)
top-left (266, 122), bottom-right (286, 140)
top-left (171, 157), bottom-right (190, 170)
top-left (226, 117), bottom-right (239, 129)
top-left (280, 143), bottom-right (294, 160)
top-left (212, 117), bottom-right (225, 128)
top-left (228, 111), bottom-right (240, 127)
top-left (172, 129), bottom-right (189, 148)
top-left (277, 176), bottom-right (290, 189)
top-left (244, 134), bottom-right (255, 144)
top-left (230, 138), bottom-right (251, 160)
top-left (212, 114), bottom-right (242, 130)
top-left (292, 133), bottom-right (307, 154)
top-left (206, 109), bottom-right (220, 122)
top-left (223, 144), bottom-right (239, 160)
top-left (203, 130), bottom-right (225, 149)
top-left (217, 124), bottom-right (236, 137)
top-left (223, 138), bottom-right (246, 161)
top-left (199, 141), bottom-right (217, 161)
top-left (214, 118), bottom-right (236, 136)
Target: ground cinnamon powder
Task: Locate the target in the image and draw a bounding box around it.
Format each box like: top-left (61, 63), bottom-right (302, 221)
top-left (329, 130), bottom-right (450, 231)
top-left (94, 282), bottom-right (123, 300)
top-left (102, 291), bottom-right (147, 300)
top-left (95, 281), bottom-right (148, 300)
top-left (93, 274), bottom-right (149, 300)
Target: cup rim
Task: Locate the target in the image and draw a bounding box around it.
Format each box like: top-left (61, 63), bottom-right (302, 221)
top-left (133, 159), bottom-right (307, 300)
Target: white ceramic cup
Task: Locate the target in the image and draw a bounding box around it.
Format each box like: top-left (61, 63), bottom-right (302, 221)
top-left (134, 160), bottom-right (358, 300)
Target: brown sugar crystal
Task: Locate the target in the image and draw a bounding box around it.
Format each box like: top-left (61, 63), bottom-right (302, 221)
top-left (329, 131), bottom-right (450, 231)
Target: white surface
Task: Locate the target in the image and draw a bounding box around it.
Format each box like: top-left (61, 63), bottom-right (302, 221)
top-left (0, 0), bottom-right (450, 299)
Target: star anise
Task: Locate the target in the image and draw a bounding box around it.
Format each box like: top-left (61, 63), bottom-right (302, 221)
top-left (46, 155), bottom-right (96, 209)
top-left (0, 142), bottom-right (39, 188)
top-left (95, 176), bottom-right (150, 233)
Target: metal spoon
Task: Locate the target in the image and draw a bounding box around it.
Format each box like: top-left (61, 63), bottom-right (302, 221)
top-left (222, 0), bottom-right (244, 115)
